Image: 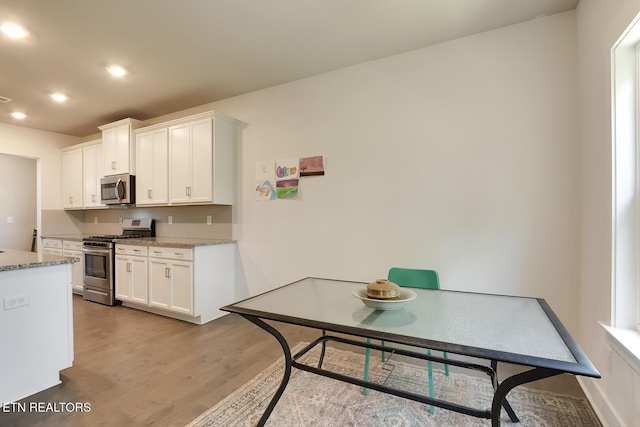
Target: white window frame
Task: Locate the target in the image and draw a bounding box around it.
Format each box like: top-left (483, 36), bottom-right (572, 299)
top-left (607, 6), bottom-right (640, 382)
top-left (611, 21), bottom-right (640, 333)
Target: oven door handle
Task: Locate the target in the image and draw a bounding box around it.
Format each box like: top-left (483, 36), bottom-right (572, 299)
top-left (82, 248), bottom-right (111, 256)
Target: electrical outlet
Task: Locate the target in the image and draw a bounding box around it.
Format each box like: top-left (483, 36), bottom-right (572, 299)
top-left (4, 294), bottom-right (29, 310)
top-left (207, 215), bottom-right (212, 225)
top-left (94, 217), bottom-right (98, 224)
top-left (168, 216), bottom-right (173, 225)
top-left (6, 216), bottom-right (13, 224)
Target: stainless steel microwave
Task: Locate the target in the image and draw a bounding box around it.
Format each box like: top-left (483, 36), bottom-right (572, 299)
top-left (100, 173), bottom-right (135, 205)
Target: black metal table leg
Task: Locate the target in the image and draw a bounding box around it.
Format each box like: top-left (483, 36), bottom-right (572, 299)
top-left (241, 315), bottom-right (293, 427)
top-left (490, 360), bottom-right (519, 423)
top-left (318, 330), bottom-right (327, 368)
top-left (491, 367), bottom-right (561, 427)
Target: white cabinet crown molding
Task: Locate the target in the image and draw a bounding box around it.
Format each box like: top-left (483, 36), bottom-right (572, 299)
top-left (62, 138), bottom-right (101, 151)
top-left (98, 117), bottom-right (145, 131)
top-left (133, 110), bottom-right (244, 134)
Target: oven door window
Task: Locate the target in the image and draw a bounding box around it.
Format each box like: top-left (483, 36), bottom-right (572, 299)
top-left (85, 252), bottom-right (107, 279)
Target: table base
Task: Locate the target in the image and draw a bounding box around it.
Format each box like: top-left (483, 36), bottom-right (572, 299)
top-left (242, 315), bottom-right (563, 427)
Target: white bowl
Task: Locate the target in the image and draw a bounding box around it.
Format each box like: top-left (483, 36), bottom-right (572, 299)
top-left (352, 288), bottom-right (417, 311)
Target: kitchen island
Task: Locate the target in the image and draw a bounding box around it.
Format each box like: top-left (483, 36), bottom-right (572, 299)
top-left (0, 249), bottom-right (78, 404)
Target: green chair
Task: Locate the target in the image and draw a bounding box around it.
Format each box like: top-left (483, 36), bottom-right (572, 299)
top-left (362, 267), bottom-right (449, 414)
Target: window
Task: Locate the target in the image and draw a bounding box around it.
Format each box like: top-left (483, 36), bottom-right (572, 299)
top-left (611, 17), bottom-right (640, 332)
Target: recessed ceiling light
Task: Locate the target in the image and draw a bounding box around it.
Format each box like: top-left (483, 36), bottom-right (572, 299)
top-left (1, 23), bottom-right (29, 39)
top-left (11, 112), bottom-right (26, 119)
top-left (50, 93), bottom-right (68, 102)
top-left (106, 65), bottom-right (127, 77)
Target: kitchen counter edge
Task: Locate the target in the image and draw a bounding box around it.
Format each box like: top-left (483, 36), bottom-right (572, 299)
top-left (40, 235), bottom-right (236, 248)
top-left (41, 234), bottom-right (92, 241)
top-left (113, 238), bottom-right (236, 248)
top-left (0, 249), bottom-right (79, 272)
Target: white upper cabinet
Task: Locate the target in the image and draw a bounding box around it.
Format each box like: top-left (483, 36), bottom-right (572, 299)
top-left (99, 118), bottom-right (143, 175)
top-left (62, 147), bottom-right (83, 209)
top-left (82, 141), bottom-right (105, 208)
top-left (135, 128), bottom-right (169, 206)
top-left (168, 112), bottom-right (237, 205)
top-left (135, 110), bottom-right (239, 207)
top-left (169, 118), bottom-right (213, 204)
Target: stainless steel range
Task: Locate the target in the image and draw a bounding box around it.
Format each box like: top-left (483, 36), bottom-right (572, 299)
top-left (82, 218), bottom-right (155, 305)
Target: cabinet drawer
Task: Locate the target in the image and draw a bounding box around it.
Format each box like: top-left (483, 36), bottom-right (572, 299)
top-left (115, 244), bottom-right (149, 256)
top-left (42, 238), bottom-right (62, 249)
top-left (63, 240), bottom-right (83, 250)
top-left (148, 246), bottom-right (193, 261)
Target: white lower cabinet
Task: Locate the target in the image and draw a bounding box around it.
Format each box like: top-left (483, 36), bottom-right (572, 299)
top-left (63, 240), bottom-right (84, 294)
top-left (115, 245), bottom-right (149, 304)
top-left (42, 238), bottom-right (63, 255)
top-left (115, 242), bottom-right (235, 324)
top-left (149, 257), bottom-right (193, 315)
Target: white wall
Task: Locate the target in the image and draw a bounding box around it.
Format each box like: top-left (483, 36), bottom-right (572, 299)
top-left (576, 1), bottom-right (640, 426)
top-left (0, 154), bottom-right (36, 251)
top-left (0, 123), bottom-right (79, 210)
top-left (178, 12), bottom-right (582, 331)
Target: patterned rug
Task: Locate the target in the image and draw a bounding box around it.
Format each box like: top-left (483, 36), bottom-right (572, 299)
top-left (187, 343), bottom-right (601, 427)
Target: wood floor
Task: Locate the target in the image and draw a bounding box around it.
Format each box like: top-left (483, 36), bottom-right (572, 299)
top-left (1, 294), bottom-right (589, 427)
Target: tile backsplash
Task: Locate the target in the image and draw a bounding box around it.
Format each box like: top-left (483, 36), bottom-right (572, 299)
top-left (43, 205), bottom-right (232, 239)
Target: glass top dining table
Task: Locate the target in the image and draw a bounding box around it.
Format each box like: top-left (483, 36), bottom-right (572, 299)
top-left (222, 277), bottom-right (600, 426)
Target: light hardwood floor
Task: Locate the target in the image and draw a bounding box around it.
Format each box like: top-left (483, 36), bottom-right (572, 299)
top-left (1, 295), bottom-right (589, 427)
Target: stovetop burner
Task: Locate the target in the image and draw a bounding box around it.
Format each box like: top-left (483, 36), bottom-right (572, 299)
top-left (83, 218), bottom-right (155, 243)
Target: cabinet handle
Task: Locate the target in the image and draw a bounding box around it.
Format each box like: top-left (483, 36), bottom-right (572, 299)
top-left (134, 249), bottom-right (141, 253)
top-left (175, 252), bottom-right (183, 258)
top-left (126, 262), bottom-right (131, 272)
top-left (111, 161), bottom-right (116, 170)
top-left (153, 251), bottom-right (162, 255)
top-left (165, 267), bottom-right (171, 278)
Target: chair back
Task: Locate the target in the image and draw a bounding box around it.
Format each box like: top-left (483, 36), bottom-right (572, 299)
top-left (388, 267), bottom-right (440, 290)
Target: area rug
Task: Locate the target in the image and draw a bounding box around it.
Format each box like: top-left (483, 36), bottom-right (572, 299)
top-left (187, 343), bottom-right (601, 427)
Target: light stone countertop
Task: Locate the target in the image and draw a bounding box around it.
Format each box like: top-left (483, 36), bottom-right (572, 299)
top-left (114, 237), bottom-right (236, 248)
top-left (41, 234), bottom-right (93, 241)
top-left (39, 235), bottom-right (236, 248)
top-left (0, 249), bottom-right (79, 272)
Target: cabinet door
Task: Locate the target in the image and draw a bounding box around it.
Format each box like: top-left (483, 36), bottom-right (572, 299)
top-left (170, 261), bottom-right (193, 314)
top-left (103, 124), bottom-right (131, 175)
top-left (115, 256), bottom-right (133, 301)
top-left (114, 125), bottom-right (131, 174)
top-left (83, 143), bottom-right (104, 208)
top-left (62, 149), bottom-right (83, 209)
top-left (149, 259), bottom-right (171, 309)
top-left (116, 256), bottom-right (149, 304)
top-left (189, 118), bottom-right (213, 203)
top-left (136, 129), bottom-right (168, 205)
top-left (64, 249), bottom-right (84, 293)
top-left (149, 259), bottom-right (193, 314)
top-left (130, 257), bottom-right (148, 304)
top-left (102, 128), bottom-right (117, 175)
top-left (168, 123), bottom-right (191, 203)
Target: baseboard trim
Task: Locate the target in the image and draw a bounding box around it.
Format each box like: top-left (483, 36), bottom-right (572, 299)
top-left (577, 376), bottom-right (624, 427)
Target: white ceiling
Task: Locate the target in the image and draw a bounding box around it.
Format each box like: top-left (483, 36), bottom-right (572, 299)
top-left (0, 0), bottom-right (579, 137)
